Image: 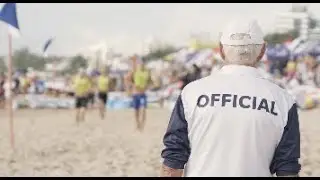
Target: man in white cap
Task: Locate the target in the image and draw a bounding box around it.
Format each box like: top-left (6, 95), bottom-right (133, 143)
top-left (160, 18), bottom-right (300, 177)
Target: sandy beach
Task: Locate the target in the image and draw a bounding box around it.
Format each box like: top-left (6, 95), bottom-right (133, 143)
top-left (0, 108), bottom-right (319, 177)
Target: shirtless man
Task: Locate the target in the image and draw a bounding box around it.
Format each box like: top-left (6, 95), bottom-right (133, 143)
top-left (127, 56), bottom-right (151, 131)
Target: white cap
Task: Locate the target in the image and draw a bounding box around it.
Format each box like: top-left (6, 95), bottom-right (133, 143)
top-left (220, 18), bottom-right (264, 46)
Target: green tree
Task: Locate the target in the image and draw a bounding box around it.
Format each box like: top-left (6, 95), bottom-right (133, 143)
top-left (0, 47), bottom-right (90, 75)
top-left (143, 45), bottom-right (177, 61)
top-left (12, 48), bottom-right (46, 70)
top-left (264, 32), bottom-right (291, 45)
top-left (62, 54), bottom-right (88, 74)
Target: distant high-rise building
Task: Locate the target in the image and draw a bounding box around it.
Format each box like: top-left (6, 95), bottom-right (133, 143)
top-left (274, 3), bottom-right (310, 40)
top-left (309, 27), bottom-right (320, 40)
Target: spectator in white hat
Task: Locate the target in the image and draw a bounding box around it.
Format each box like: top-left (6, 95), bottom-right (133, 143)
top-left (160, 18), bottom-right (300, 177)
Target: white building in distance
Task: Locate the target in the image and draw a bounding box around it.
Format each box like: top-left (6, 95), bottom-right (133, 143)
top-left (274, 3), bottom-right (310, 40)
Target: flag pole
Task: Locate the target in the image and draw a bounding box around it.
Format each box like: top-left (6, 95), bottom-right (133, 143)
top-left (7, 32), bottom-right (15, 150)
top-left (0, 3), bottom-right (19, 150)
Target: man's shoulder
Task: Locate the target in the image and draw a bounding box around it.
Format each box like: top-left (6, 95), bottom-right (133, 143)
top-left (181, 76), bottom-right (212, 95)
top-left (261, 78), bottom-right (295, 102)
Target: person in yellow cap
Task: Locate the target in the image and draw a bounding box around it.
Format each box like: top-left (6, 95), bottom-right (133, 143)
top-left (129, 62), bottom-right (151, 131)
top-left (72, 69), bottom-right (91, 125)
top-left (97, 69), bottom-right (110, 120)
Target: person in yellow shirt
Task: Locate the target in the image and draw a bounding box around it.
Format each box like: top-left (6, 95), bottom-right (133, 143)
top-left (20, 74), bottom-right (30, 94)
top-left (285, 60), bottom-right (297, 81)
top-left (129, 62), bottom-right (151, 131)
top-left (286, 60), bottom-right (297, 73)
top-left (97, 69), bottom-right (110, 120)
top-left (73, 70), bottom-right (91, 124)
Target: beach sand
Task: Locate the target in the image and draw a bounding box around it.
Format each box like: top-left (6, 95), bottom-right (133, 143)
top-left (0, 108), bottom-right (319, 177)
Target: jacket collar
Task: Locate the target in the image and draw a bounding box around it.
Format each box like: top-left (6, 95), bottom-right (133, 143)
top-left (219, 65), bottom-right (262, 78)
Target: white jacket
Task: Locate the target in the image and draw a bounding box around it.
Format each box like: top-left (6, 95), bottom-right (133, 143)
top-left (161, 65), bottom-right (300, 177)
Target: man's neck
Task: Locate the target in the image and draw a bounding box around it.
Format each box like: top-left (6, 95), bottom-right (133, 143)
top-left (222, 61), bottom-right (258, 68)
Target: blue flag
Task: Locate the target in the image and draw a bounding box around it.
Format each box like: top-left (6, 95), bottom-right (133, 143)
top-left (0, 3), bottom-right (20, 37)
top-left (43, 38), bottom-right (54, 56)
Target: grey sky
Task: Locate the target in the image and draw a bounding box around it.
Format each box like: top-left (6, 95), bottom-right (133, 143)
top-left (0, 3), bottom-right (320, 56)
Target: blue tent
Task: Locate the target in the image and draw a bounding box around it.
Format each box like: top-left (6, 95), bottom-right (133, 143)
top-left (266, 44), bottom-right (291, 75)
top-left (266, 44), bottom-right (291, 62)
top-left (307, 42), bottom-right (320, 57)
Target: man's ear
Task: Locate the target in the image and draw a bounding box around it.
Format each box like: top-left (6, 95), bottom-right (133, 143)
top-left (219, 42), bottom-right (225, 60)
top-left (256, 43), bottom-right (266, 61)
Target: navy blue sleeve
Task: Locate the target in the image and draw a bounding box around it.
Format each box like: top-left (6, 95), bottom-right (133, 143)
top-left (161, 95), bottom-right (191, 169)
top-left (270, 103), bottom-right (301, 176)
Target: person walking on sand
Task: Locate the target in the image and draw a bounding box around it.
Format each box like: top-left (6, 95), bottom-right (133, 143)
top-left (128, 61), bottom-right (151, 131)
top-left (73, 69), bottom-right (91, 125)
top-left (97, 68), bottom-right (110, 120)
top-left (160, 18), bottom-right (301, 177)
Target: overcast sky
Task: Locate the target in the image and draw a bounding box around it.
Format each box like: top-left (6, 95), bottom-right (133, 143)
top-left (0, 3), bottom-right (320, 56)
